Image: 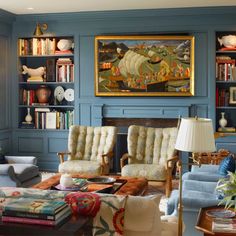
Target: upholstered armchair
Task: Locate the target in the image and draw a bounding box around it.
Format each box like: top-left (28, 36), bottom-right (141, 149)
top-left (120, 125), bottom-right (178, 197)
top-left (57, 125), bottom-right (117, 175)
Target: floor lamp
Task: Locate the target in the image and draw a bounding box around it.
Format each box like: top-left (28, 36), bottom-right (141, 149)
top-left (175, 117), bottom-right (216, 236)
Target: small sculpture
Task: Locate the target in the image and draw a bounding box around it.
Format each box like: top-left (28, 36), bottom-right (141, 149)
top-left (218, 35), bottom-right (236, 49)
top-left (22, 65), bottom-right (45, 81)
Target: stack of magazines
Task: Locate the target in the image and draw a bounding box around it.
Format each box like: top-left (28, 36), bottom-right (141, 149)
top-left (2, 198), bottom-right (71, 226)
top-left (212, 218), bottom-right (236, 233)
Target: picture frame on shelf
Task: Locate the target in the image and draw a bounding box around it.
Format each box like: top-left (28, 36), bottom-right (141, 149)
top-left (229, 87), bottom-right (236, 104)
top-left (94, 35), bottom-right (195, 97)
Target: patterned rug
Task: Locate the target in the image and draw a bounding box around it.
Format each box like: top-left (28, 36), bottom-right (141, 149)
top-left (41, 172), bottom-right (179, 213)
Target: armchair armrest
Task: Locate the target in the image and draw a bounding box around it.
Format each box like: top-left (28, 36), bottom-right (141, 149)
top-left (57, 151), bottom-right (71, 163)
top-left (120, 153), bottom-right (132, 169)
top-left (0, 165), bottom-right (15, 175)
top-left (5, 156), bottom-right (37, 165)
top-left (0, 165), bottom-right (19, 187)
top-left (101, 151), bottom-right (113, 165)
top-left (166, 155), bottom-right (179, 168)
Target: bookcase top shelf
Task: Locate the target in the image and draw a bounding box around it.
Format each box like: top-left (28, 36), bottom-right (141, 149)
top-left (19, 54), bottom-right (74, 58)
top-left (19, 105), bottom-right (74, 109)
top-left (19, 82), bottom-right (74, 85)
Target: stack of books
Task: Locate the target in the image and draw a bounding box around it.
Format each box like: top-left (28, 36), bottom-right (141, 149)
top-left (2, 198), bottom-right (71, 226)
top-left (212, 218), bottom-right (236, 233)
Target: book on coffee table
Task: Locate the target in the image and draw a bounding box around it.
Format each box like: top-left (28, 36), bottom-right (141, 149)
top-left (212, 218), bottom-right (236, 233)
top-left (3, 197), bottom-right (67, 215)
top-left (2, 210), bottom-right (71, 226)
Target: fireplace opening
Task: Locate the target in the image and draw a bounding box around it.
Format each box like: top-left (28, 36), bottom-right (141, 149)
top-left (102, 117), bottom-right (179, 173)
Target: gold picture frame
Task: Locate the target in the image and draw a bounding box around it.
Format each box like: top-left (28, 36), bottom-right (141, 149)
top-left (229, 87), bottom-right (236, 104)
top-left (94, 35), bottom-right (195, 96)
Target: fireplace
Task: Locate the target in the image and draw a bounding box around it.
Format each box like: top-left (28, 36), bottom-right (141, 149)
top-left (103, 117), bottom-right (179, 173)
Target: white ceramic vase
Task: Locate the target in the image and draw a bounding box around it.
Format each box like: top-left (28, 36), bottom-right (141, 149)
top-left (25, 108), bottom-right (32, 123)
top-left (219, 112), bottom-right (227, 128)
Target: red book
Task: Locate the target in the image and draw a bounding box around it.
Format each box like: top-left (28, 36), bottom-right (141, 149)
top-left (2, 210), bottom-right (71, 226)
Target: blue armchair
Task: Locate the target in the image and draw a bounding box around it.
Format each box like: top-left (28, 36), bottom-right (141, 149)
top-left (0, 156), bottom-right (41, 187)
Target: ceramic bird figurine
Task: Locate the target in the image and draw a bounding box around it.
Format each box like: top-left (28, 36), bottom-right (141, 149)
top-left (218, 35), bottom-right (236, 48)
top-left (22, 65), bottom-right (45, 78)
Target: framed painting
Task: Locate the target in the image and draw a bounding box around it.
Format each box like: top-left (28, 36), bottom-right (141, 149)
top-left (229, 87), bottom-right (236, 104)
top-left (94, 35), bottom-right (195, 96)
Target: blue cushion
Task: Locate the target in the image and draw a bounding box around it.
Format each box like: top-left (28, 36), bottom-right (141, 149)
top-left (218, 155), bottom-right (235, 176)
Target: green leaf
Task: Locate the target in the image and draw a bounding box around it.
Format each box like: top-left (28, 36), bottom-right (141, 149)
top-left (100, 216), bottom-right (109, 230)
top-left (94, 228), bottom-right (107, 235)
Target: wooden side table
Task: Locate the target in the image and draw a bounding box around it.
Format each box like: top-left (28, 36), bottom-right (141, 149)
top-left (195, 206), bottom-right (236, 236)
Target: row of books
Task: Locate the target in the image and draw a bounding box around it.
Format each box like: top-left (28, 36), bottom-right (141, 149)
top-left (216, 58), bottom-right (236, 81)
top-left (34, 109), bottom-right (74, 130)
top-left (20, 89), bottom-right (37, 105)
top-left (56, 58), bottom-right (74, 82)
top-left (216, 88), bottom-right (230, 107)
top-left (18, 38), bottom-right (73, 56)
top-left (212, 217), bottom-right (236, 233)
top-left (2, 197), bottom-right (71, 226)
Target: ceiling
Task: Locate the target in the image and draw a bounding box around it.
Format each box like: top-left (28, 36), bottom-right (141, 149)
top-left (2, 0), bottom-right (236, 15)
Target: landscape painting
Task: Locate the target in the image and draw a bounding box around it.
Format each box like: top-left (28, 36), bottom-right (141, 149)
top-left (94, 35), bottom-right (194, 96)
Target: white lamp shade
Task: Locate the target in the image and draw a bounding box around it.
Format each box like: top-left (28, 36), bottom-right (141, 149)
top-left (175, 117), bottom-right (216, 153)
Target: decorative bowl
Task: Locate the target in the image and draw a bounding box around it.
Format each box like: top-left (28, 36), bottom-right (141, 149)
top-left (86, 176), bottom-right (116, 184)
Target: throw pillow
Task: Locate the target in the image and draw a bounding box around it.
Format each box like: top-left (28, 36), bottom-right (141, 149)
top-left (218, 155), bottom-right (235, 176)
top-left (0, 154), bottom-right (7, 164)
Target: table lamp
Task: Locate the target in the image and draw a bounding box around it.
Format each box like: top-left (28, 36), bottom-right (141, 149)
top-left (175, 117), bottom-right (216, 236)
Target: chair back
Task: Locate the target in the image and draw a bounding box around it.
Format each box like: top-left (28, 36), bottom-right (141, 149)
top-left (68, 125), bottom-right (117, 163)
top-left (127, 125), bottom-right (178, 165)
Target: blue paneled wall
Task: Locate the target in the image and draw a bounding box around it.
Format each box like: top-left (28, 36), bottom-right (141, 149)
top-left (1, 7), bottom-right (236, 170)
top-left (0, 10), bottom-right (15, 154)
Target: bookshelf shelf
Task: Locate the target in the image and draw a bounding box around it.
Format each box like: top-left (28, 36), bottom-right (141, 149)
top-left (18, 36), bottom-right (75, 130)
top-left (216, 106), bottom-right (236, 109)
top-left (215, 32), bottom-right (236, 132)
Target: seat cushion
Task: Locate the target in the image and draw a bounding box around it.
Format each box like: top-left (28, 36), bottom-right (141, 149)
top-left (182, 172), bottom-right (222, 182)
top-left (9, 164), bottom-right (40, 183)
top-left (59, 160), bottom-right (102, 175)
top-left (121, 164), bottom-right (166, 180)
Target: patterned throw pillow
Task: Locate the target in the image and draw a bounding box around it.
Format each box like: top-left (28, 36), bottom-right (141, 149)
top-left (218, 155), bottom-right (235, 176)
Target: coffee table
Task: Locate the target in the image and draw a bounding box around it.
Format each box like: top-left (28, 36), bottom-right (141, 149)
top-left (33, 174), bottom-right (148, 196)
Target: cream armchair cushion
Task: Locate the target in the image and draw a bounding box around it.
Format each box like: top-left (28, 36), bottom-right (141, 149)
top-left (121, 125), bottom-right (178, 197)
top-left (58, 125), bottom-right (117, 175)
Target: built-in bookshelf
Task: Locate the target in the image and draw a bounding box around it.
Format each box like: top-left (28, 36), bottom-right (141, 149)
top-left (216, 32), bottom-right (236, 133)
top-left (18, 36), bottom-right (75, 130)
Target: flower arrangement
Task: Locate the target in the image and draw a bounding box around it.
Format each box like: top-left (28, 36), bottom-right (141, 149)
top-left (216, 172), bottom-right (236, 209)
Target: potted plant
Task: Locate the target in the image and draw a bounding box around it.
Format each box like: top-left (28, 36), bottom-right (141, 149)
top-left (216, 172), bottom-right (236, 209)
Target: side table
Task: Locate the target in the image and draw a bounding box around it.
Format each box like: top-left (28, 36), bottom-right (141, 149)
top-left (195, 206), bottom-right (236, 236)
